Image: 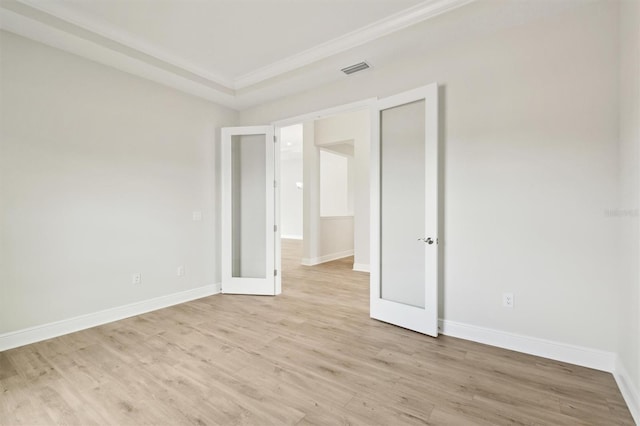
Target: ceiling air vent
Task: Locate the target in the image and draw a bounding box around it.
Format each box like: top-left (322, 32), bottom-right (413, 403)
top-left (341, 61), bottom-right (371, 75)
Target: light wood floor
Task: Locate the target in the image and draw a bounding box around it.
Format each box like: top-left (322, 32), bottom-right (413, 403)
top-left (1, 239), bottom-right (634, 425)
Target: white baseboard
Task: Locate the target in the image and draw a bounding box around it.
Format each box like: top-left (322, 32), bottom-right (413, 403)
top-left (281, 234), bottom-right (303, 240)
top-left (614, 356), bottom-right (640, 425)
top-left (0, 283), bottom-right (221, 352)
top-left (439, 319), bottom-right (640, 423)
top-left (438, 319), bottom-right (616, 372)
top-left (352, 263), bottom-right (370, 272)
top-left (301, 249), bottom-right (354, 266)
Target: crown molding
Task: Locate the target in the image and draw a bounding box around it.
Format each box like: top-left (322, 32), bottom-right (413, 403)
top-left (233, 0), bottom-right (474, 89)
top-left (0, 4), bottom-right (238, 108)
top-left (10, 0), bottom-right (234, 88)
top-left (0, 0), bottom-right (475, 108)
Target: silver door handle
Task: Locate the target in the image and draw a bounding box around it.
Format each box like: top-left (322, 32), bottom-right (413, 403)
top-left (418, 237), bottom-right (435, 244)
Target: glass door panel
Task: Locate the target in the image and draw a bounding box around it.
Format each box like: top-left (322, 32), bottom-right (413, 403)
top-left (380, 100), bottom-right (426, 308)
top-left (231, 134), bottom-right (267, 279)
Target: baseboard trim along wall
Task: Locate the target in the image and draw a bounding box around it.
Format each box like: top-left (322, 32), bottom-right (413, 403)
top-left (438, 319), bottom-right (616, 371)
top-left (0, 283), bottom-right (222, 352)
top-left (301, 249), bottom-right (354, 266)
top-left (614, 356), bottom-right (640, 425)
top-left (439, 319), bottom-right (639, 423)
top-left (281, 235), bottom-right (303, 240)
top-left (352, 263), bottom-right (370, 272)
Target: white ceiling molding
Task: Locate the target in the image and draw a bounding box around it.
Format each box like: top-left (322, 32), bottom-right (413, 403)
top-left (233, 0), bottom-right (474, 89)
top-left (0, 0), bottom-right (474, 109)
top-left (9, 0), bottom-right (234, 88)
top-left (0, 5), bottom-right (237, 107)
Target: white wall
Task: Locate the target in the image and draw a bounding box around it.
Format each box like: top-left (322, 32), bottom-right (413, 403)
top-left (302, 121), bottom-right (320, 263)
top-left (300, 115), bottom-right (367, 266)
top-left (0, 31), bottom-right (237, 334)
top-left (280, 156), bottom-right (303, 239)
top-left (314, 110), bottom-right (370, 270)
top-left (318, 147), bottom-right (355, 264)
top-left (279, 124), bottom-right (304, 239)
top-left (239, 1), bottom-right (622, 353)
top-left (319, 149), bottom-right (352, 217)
top-left (318, 217), bottom-right (354, 264)
top-left (617, 0), bottom-right (640, 416)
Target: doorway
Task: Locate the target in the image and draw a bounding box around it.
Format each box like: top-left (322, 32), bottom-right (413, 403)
top-left (276, 108), bottom-right (370, 278)
top-left (221, 84), bottom-right (440, 337)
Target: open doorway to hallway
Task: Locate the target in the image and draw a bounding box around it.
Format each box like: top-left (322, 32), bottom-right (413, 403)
top-left (278, 123), bottom-right (304, 265)
top-left (278, 108), bottom-right (370, 278)
top-left (279, 124), bottom-right (304, 240)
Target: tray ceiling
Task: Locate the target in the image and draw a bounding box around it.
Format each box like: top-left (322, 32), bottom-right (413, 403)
top-left (0, 0), bottom-right (589, 109)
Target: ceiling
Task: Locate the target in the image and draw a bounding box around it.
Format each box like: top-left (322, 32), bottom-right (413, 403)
top-left (0, 0), bottom-right (590, 110)
top-left (30, 0), bottom-right (425, 80)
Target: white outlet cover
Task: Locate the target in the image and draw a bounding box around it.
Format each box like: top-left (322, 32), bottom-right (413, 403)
top-left (192, 211), bottom-right (203, 221)
top-left (177, 266), bottom-right (185, 276)
top-left (502, 293), bottom-right (514, 308)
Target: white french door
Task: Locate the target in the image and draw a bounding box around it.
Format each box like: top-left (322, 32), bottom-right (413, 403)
top-left (221, 126), bottom-right (280, 295)
top-left (370, 83), bottom-right (439, 337)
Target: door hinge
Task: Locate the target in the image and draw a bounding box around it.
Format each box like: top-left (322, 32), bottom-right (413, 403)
top-left (274, 269), bottom-right (278, 277)
top-left (274, 224), bottom-right (278, 232)
top-left (273, 135), bottom-right (277, 143)
top-left (274, 180), bottom-right (277, 188)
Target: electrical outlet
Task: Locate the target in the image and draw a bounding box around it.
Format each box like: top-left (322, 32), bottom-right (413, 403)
top-left (192, 211), bottom-right (202, 221)
top-left (177, 266), bottom-right (185, 277)
top-left (132, 273), bottom-right (142, 285)
top-left (502, 293), bottom-right (514, 308)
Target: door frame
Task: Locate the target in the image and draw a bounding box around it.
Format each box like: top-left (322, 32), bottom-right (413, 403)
top-left (271, 98), bottom-right (376, 281)
top-left (270, 89), bottom-right (439, 337)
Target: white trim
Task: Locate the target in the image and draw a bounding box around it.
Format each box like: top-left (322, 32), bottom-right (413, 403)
top-left (234, 0), bottom-right (474, 88)
top-left (316, 138), bottom-right (355, 148)
top-left (301, 249), bottom-right (354, 266)
top-left (0, 284), bottom-right (221, 352)
top-left (11, 0), bottom-right (233, 87)
top-left (271, 99), bottom-right (377, 128)
top-left (438, 319), bottom-right (616, 372)
top-left (439, 319), bottom-right (639, 422)
top-left (320, 215), bottom-right (355, 220)
top-left (352, 263), bottom-right (370, 273)
top-left (0, 6), bottom-right (237, 108)
top-left (281, 234), bottom-right (303, 240)
top-left (1, 0), bottom-right (474, 104)
top-left (614, 356), bottom-right (640, 425)
top-left (274, 130), bottom-right (282, 296)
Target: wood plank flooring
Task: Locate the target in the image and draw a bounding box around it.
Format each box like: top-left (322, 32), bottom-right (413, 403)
top-left (0, 239), bottom-right (634, 425)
